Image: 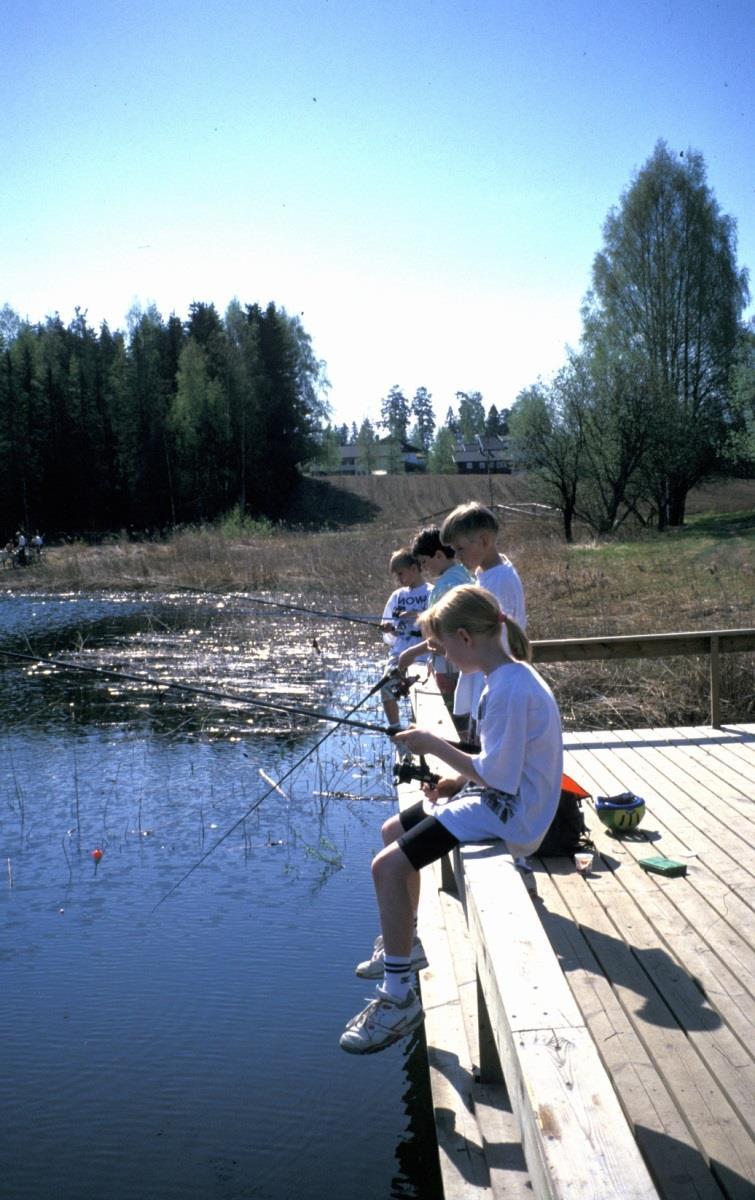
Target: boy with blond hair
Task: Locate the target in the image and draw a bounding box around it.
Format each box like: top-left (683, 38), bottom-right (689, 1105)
top-left (439, 501), bottom-right (526, 735)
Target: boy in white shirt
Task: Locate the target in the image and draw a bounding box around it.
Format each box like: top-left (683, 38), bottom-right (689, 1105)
top-left (379, 549), bottom-right (430, 728)
top-left (439, 501), bottom-right (526, 739)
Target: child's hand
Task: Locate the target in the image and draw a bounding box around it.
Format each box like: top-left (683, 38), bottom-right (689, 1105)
top-left (397, 644), bottom-right (422, 670)
top-left (391, 726), bottom-right (438, 757)
top-left (422, 776), bottom-right (463, 805)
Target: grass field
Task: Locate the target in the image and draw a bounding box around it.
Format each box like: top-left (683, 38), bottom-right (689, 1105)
top-left (4, 472), bottom-right (754, 728)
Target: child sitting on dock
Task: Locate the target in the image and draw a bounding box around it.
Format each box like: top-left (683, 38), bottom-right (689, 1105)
top-left (379, 548), bottom-right (430, 730)
top-left (340, 585), bottom-right (562, 1055)
top-left (396, 527), bottom-right (473, 715)
top-left (439, 501), bottom-right (526, 740)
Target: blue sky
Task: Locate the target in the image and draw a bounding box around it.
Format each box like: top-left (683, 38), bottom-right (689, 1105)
top-left (3, 0), bottom-right (753, 427)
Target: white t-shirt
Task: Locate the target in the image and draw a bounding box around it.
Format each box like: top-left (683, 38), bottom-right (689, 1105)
top-left (382, 582), bottom-right (431, 663)
top-left (454, 556), bottom-right (526, 717)
top-left (436, 660), bottom-right (563, 856)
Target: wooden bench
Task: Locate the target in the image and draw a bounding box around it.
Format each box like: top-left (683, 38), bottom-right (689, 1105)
top-left (398, 675), bottom-right (659, 1200)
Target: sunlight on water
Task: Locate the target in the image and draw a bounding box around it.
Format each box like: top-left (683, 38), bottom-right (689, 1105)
top-left (0, 591), bottom-right (441, 1200)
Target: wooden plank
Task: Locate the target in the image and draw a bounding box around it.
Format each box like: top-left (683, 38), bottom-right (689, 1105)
top-left (534, 866), bottom-right (727, 1200)
top-left (613, 728), bottom-right (755, 831)
top-left (416, 853), bottom-right (494, 1198)
top-left (473, 1087), bottom-right (532, 1200)
top-left (563, 741), bottom-right (755, 1004)
top-left (433, 864), bottom-right (533, 1199)
top-left (406, 801), bottom-right (533, 1197)
top-left (410, 679), bottom-right (535, 1198)
top-left (564, 737), bottom-right (755, 935)
top-left (545, 857), bottom-right (755, 1138)
top-left (573, 813), bottom-right (755, 1059)
top-left (463, 848), bottom-right (659, 1199)
top-left (533, 630), bottom-right (755, 665)
top-left (678, 728), bottom-right (755, 787)
top-left (596, 736), bottom-right (755, 888)
top-left (395, 775), bottom-right (494, 1199)
top-left (543, 862), bottom-right (755, 1197)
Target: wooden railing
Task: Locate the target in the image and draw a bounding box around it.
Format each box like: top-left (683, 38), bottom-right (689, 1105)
top-left (531, 628), bottom-right (755, 728)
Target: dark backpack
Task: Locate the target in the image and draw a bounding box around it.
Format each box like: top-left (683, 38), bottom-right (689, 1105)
top-left (538, 774), bottom-right (594, 858)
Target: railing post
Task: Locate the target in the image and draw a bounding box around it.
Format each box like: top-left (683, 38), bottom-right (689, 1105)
top-left (476, 967), bottom-right (504, 1085)
top-left (440, 848), bottom-right (456, 893)
top-left (710, 634), bottom-right (721, 728)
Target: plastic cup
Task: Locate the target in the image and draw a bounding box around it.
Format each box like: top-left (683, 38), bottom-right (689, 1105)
top-left (574, 851), bottom-right (594, 873)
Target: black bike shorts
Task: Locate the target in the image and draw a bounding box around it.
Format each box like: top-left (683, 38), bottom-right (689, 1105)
top-left (397, 800), bottom-right (460, 871)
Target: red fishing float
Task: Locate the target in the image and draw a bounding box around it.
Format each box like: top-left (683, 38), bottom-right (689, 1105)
top-left (91, 848), bottom-right (103, 863)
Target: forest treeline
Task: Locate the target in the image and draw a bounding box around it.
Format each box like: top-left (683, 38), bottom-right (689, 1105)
top-left (0, 299), bottom-right (328, 536)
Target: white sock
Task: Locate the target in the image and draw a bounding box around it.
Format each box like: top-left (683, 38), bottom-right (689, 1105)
top-left (381, 956), bottom-right (412, 1001)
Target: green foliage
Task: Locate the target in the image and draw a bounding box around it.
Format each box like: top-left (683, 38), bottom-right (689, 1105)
top-left (302, 425), bottom-right (342, 474)
top-left (411, 386), bottom-right (436, 450)
top-left (512, 141), bottom-right (750, 540)
top-left (484, 404), bottom-right (508, 436)
top-left (0, 299), bottom-right (329, 534)
top-left (725, 323), bottom-right (755, 470)
top-left (356, 417), bottom-right (378, 472)
top-left (585, 140), bottom-right (749, 528)
top-left (380, 384), bottom-right (410, 443)
top-left (215, 505), bottom-right (277, 538)
top-left (455, 390), bottom-right (486, 439)
top-left (427, 425), bottom-right (457, 474)
top-left (510, 372), bottom-right (583, 540)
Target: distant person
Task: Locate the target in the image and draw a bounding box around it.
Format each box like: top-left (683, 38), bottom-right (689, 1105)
top-left (397, 527), bottom-right (473, 715)
top-left (15, 531), bottom-right (28, 566)
top-left (31, 531), bottom-right (44, 558)
top-left (340, 585), bottom-right (562, 1054)
top-left (439, 501), bottom-right (526, 740)
top-left (379, 549), bottom-right (430, 730)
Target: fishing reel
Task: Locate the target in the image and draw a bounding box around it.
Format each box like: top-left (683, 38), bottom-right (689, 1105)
top-left (393, 753), bottom-right (439, 789)
top-left (380, 666), bottom-right (418, 699)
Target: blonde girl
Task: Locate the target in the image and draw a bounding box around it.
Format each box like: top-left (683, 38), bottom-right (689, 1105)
top-left (340, 585), bottom-right (563, 1055)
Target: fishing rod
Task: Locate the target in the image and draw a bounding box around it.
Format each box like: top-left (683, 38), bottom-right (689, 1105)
top-left (0, 647), bottom-right (402, 734)
top-left (169, 585), bottom-right (384, 629)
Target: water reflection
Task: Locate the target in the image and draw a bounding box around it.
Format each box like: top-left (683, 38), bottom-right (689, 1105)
top-left (0, 590), bottom-right (379, 742)
top-left (0, 590), bottom-right (436, 1200)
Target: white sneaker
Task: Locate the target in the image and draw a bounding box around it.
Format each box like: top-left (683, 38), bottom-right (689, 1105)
top-left (355, 934), bottom-right (429, 979)
top-left (339, 986), bottom-right (424, 1055)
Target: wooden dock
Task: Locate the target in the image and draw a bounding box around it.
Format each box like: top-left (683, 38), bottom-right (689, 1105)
top-left (401, 682), bottom-right (755, 1200)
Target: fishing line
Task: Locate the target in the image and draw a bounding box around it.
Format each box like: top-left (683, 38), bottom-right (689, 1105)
top-left (150, 672), bottom-right (391, 909)
top-left (168, 585), bottom-right (384, 628)
top-left (416, 501), bottom-right (559, 525)
top-left (0, 648), bottom-right (453, 904)
top-left (0, 647), bottom-right (394, 734)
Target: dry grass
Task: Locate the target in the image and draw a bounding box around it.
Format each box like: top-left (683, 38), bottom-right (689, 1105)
top-left (5, 473), bottom-right (754, 729)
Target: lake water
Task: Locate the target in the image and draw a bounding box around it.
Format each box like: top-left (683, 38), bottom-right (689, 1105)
top-left (0, 591), bottom-right (442, 1200)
